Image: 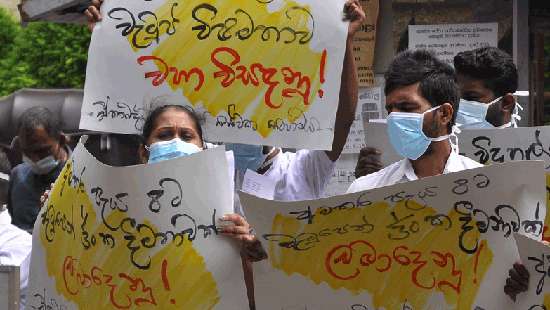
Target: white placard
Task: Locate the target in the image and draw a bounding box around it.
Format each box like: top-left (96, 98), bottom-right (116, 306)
top-left (515, 233), bottom-right (550, 309)
top-left (323, 153), bottom-right (358, 197)
top-left (26, 140), bottom-right (247, 309)
top-left (343, 87), bottom-right (382, 154)
top-left (81, 0), bottom-right (348, 150)
top-left (242, 169), bottom-right (276, 200)
top-left (364, 120), bottom-right (402, 166)
top-left (409, 23), bottom-right (498, 65)
top-left (241, 161), bottom-right (546, 309)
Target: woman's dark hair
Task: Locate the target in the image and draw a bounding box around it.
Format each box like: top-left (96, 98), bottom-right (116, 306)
top-left (385, 49), bottom-right (460, 133)
top-left (141, 105), bottom-right (204, 144)
top-left (454, 47), bottom-right (518, 98)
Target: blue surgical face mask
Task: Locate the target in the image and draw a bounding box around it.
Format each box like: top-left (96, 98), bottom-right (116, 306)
top-left (387, 106), bottom-right (450, 160)
top-left (456, 97), bottom-right (506, 129)
top-left (225, 143), bottom-right (267, 175)
top-left (147, 138), bottom-right (201, 164)
top-left (23, 155), bottom-right (60, 175)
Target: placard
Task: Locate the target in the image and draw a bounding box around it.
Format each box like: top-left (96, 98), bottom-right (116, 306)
top-left (81, 0), bottom-right (349, 150)
top-left (409, 23), bottom-right (498, 65)
top-left (26, 139), bottom-right (247, 309)
top-left (241, 161), bottom-right (545, 309)
top-left (343, 87), bottom-right (382, 154)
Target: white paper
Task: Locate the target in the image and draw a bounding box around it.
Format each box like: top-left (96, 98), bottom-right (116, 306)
top-left (342, 87), bottom-right (382, 154)
top-left (458, 126), bottom-right (550, 172)
top-left (241, 161), bottom-right (546, 309)
top-left (409, 23), bottom-right (498, 65)
top-left (26, 139), bottom-right (247, 309)
top-left (515, 234), bottom-right (550, 309)
top-left (242, 169), bottom-right (276, 200)
top-left (323, 153), bottom-right (359, 197)
top-left (81, 0), bottom-right (348, 150)
top-left (364, 120), bottom-right (402, 166)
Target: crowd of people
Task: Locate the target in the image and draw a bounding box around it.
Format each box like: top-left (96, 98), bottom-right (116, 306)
top-left (0, 0), bottom-right (537, 308)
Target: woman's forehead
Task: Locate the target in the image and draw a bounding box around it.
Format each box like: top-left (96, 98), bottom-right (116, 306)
top-left (154, 109), bottom-right (194, 129)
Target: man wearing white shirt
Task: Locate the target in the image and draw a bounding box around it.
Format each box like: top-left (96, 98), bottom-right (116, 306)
top-left (0, 210), bottom-right (32, 310)
top-left (224, 0), bottom-right (364, 202)
top-left (347, 50), bottom-right (482, 194)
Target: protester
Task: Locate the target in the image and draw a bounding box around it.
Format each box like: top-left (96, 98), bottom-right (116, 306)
top-left (352, 47), bottom-right (523, 181)
top-left (454, 47), bottom-right (534, 301)
top-left (85, 0), bottom-right (363, 203)
top-left (138, 104), bottom-right (268, 309)
top-left (454, 46), bottom-right (520, 129)
top-left (8, 107), bottom-right (70, 233)
top-left (86, 2), bottom-right (364, 309)
top-left (0, 219), bottom-right (32, 310)
top-left (228, 0), bottom-right (363, 201)
top-left (137, 104), bottom-right (264, 256)
top-left (347, 49), bottom-right (482, 193)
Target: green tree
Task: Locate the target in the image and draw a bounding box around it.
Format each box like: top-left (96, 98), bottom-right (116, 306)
top-left (0, 7), bottom-right (19, 58)
top-left (0, 7), bottom-right (90, 97)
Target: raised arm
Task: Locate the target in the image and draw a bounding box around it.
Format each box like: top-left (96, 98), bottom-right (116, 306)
top-left (84, 0), bottom-right (103, 32)
top-left (325, 0), bottom-right (365, 161)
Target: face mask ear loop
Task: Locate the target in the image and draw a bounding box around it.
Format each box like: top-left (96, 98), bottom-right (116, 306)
top-left (511, 102), bottom-right (523, 128)
top-left (449, 125), bottom-right (461, 154)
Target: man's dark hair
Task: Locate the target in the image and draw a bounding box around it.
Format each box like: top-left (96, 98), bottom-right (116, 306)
top-left (17, 106), bottom-right (62, 139)
top-left (385, 49), bottom-right (460, 132)
top-left (454, 47), bottom-right (518, 97)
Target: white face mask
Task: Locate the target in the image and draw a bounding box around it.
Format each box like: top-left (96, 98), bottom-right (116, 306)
top-left (146, 138), bottom-right (202, 164)
top-left (456, 97), bottom-right (507, 129)
top-left (23, 155), bottom-right (60, 175)
top-left (456, 91), bottom-right (528, 129)
top-left (387, 106), bottom-right (455, 160)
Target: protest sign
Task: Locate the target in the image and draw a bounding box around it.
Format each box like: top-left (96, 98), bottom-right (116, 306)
top-left (324, 153), bottom-right (359, 197)
top-left (366, 124), bottom-right (550, 244)
top-left (81, 0), bottom-right (348, 150)
top-left (343, 87), bottom-right (382, 154)
top-left (515, 234), bottom-right (550, 309)
top-left (458, 126), bottom-right (550, 242)
top-left (353, 0), bottom-right (379, 87)
top-left (408, 23), bottom-right (498, 66)
top-left (363, 119), bottom-right (401, 166)
top-left (26, 139), bottom-right (247, 309)
top-left (241, 161), bottom-right (545, 309)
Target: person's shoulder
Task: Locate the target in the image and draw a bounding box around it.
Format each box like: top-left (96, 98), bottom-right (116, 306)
top-left (456, 154), bottom-right (484, 168)
top-left (348, 160), bottom-right (403, 193)
top-left (10, 163), bottom-right (31, 178)
top-left (0, 222), bottom-right (31, 242)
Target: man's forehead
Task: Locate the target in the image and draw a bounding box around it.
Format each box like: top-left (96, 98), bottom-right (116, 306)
top-left (20, 126), bottom-right (56, 145)
top-left (457, 74), bottom-right (490, 91)
top-left (386, 83), bottom-right (423, 104)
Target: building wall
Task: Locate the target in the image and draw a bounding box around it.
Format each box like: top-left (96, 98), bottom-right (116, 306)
top-left (392, 0), bottom-right (513, 55)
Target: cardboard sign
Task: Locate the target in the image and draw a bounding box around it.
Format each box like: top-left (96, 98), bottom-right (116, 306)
top-left (81, 0), bottom-right (349, 150)
top-left (241, 161), bottom-right (545, 309)
top-left (26, 139), bottom-right (247, 309)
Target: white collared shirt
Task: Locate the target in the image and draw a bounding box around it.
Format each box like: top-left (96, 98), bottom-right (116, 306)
top-left (346, 152), bottom-right (483, 193)
top-left (0, 214), bottom-right (32, 266)
top-left (265, 150), bottom-right (335, 201)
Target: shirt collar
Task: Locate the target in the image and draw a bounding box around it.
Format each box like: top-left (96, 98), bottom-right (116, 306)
top-left (402, 151), bottom-right (459, 181)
